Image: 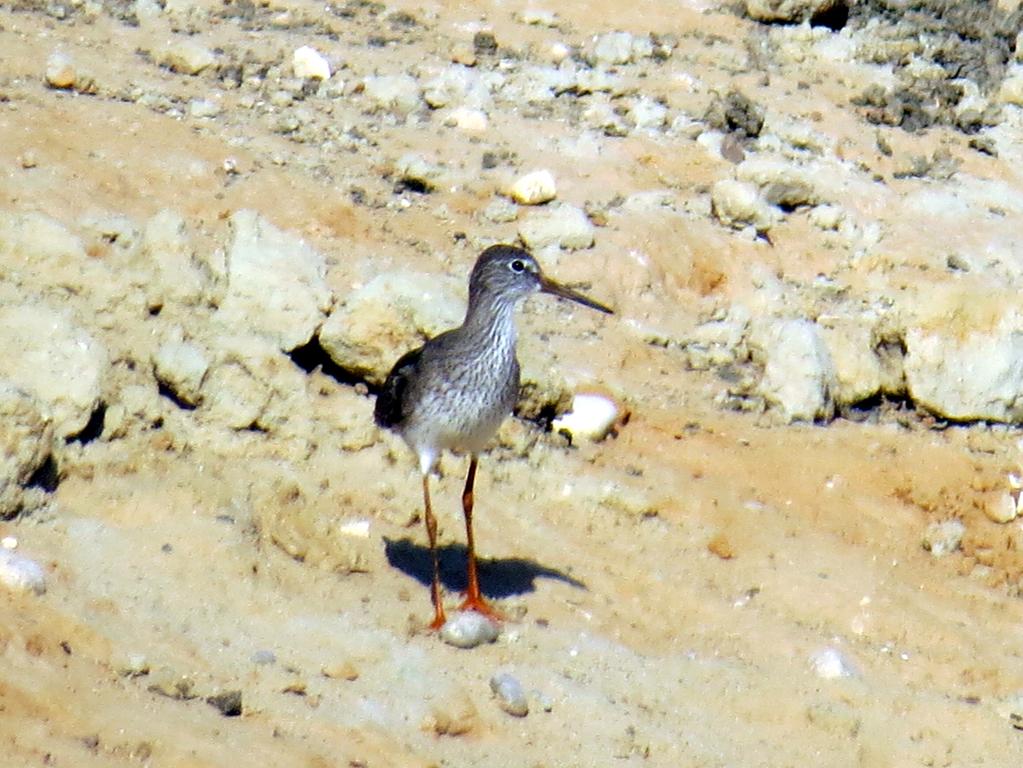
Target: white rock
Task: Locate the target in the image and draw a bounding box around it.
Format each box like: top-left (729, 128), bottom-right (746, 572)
top-left (509, 169), bottom-right (558, 205)
top-left (809, 647), bottom-right (855, 679)
top-left (998, 64), bottom-right (1023, 106)
top-left (985, 492), bottom-right (1018, 524)
top-left (292, 45), bottom-right (331, 80)
top-left (141, 209), bottom-right (212, 307)
top-left (188, 97), bottom-right (220, 118)
top-left (158, 39), bottom-right (215, 75)
top-left (0, 384), bottom-right (53, 519)
top-left (363, 74), bottom-right (422, 116)
top-left (446, 106), bottom-right (488, 132)
top-left (591, 32), bottom-right (636, 66)
top-left (152, 340), bottom-right (209, 406)
top-left (548, 42), bottom-right (572, 64)
top-left (922, 519), bottom-right (965, 557)
top-left (0, 549), bottom-right (46, 595)
top-left (45, 51), bottom-right (76, 89)
top-left (552, 393), bottom-right (619, 442)
top-left (422, 65), bottom-right (492, 110)
top-left (216, 210), bottom-right (332, 352)
top-left (711, 179), bottom-right (777, 233)
top-left (750, 318), bottom-right (835, 423)
top-left (809, 203), bottom-right (846, 231)
top-left (482, 197), bottom-right (519, 223)
top-left (746, 0), bottom-right (840, 23)
top-left (319, 271), bottom-right (464, 385)
top-left (818, 319), bottom-right (883, 406)
top-left (202, 362), bottom-right (270, 430)
top-left (440, 611), bottom-right (499, 648)
top-left (736, 157), bottom-right (820, 209)
top-left (627, 97), bottom-right (668, 131)
top-left (520, 8), bottom-right (558, 26)
top-left (0, 304), bottom-right (107, 439)
top-left (518, 203), bottom-right (595, 250)
top-left (490, 672), bottom-right (529, 717)
top-left (903, 304), bottom-right (1023, 423)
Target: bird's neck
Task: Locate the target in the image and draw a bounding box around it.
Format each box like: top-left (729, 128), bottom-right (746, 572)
top-left (462, 293), bottom-right (519, 351)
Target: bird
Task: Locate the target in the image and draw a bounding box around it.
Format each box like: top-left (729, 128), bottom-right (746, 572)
top-left (374, 244), bottom-right (613, 628)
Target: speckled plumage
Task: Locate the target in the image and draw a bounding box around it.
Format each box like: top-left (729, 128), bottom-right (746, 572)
top-left (373, 243), bottom-right (612, 628)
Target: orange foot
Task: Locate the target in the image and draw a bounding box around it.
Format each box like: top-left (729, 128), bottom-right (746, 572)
top-left (457, 593), bottom-right (505, 623)
top-left (427, 607), bottom-right (447, 631)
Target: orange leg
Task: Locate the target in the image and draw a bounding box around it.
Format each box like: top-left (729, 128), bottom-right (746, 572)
top-left (422, 473), bottom-right (447, 629)
top-left (457, 456), bottom-right (503, 621)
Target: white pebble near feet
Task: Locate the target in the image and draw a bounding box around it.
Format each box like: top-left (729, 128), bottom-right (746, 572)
top-left (552, 393), bottom-right (619, 442)
top-left (0, 549), bottom-right (47, 595)
top-left (490, 672), bottom-right (529, 716)
top-left (439, 611), bottom-right (499, 648)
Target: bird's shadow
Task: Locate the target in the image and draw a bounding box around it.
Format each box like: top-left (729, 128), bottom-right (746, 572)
top-left (384, 537), bottom-right (587, 598)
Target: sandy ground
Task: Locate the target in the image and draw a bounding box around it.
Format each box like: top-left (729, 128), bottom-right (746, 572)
top-left (3, 0), bottom-right (1023, 766)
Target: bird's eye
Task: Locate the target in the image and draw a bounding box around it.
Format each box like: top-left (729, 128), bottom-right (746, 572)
top-left (510, 259), bottom-right (526, 273)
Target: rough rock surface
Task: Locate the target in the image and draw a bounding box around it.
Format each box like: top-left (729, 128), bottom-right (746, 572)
top-left (751, 318), bottom-right (836, 422)
top-left (0, 303), bottom-right (106, 439)
top-left (216, 210), bottom-right (332, 352)
top-left (0, 385), bottom-right (53, 519)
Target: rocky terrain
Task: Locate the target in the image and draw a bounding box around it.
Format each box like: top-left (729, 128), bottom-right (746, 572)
top-left (4, 0), bottom-right (1023, 764)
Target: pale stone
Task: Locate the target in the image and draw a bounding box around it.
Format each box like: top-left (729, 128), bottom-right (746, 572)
top-left (363, 74), bottom-right (422, 116)
top-left (159, 39), bottom-right (216, 75)
top-left (0, 384), bottom-right (53, 519)
top-left (216, 210), bottom-right (332, 352)
top-left (0, 549), bottom-right (46, 595)
top-left (711, 179), bottom-right (777, 232)
top-left (818, 320), bottom-right (883, 406)
top-left (45, 51), bottom-right (76, 89)
top-left (509, 169), bottom-right (557, 205)
top-left (922, 519), bottom-right (965, 557)
top-left (319, 272), bottom-right (464, 386)
top-left (518, 203), bottom-right (595, 250)
top-left (903, 306), bottom-right (1023, 423)
top-left (552, 393), bottom-right (619, 442)
top-left (750, 318), bottom-right (835, 422)
top-left (292, 45), bottom-right (331, 80)
top-left (0, 304), bottom-right (106, 440)
top-left (152, 340), bottom-right (209, 406)
top-left (985, 492), bottom-right (1018, 524)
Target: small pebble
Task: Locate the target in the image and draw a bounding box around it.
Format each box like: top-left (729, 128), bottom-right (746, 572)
top-left (159, 40), bottom-right (216, 75)
top-left (1, 536), bottom-right (18, 550)
top-left (292, 45), bottom-right (331, 80)
top-left (45, 51), bottom-right (76, 89)
top-left (809, 647), bottom-right (855, 680)
top-left (189, 98), bottom-right (220, 119)
top-left (490, 672), bottom-right (529, 717)
top-left (985, 492), bottom-right (1018, 524)
top-left (446, 107), bottom-right (488, 132)
top-left (18, 151), bottom-right (39, 169)
top-left (114, 652), bottom-right (150, 677)
top-left (520, 8), bottom-right (558, 27)
top-left (552, 393), bottom-right (619, 442)
top-left (0, 549), bottom-right (46, 595)
top-left (251, 649), bottom-right (277, 665)
top-left (481, 197), bottom-right (519, 224)
top-left (439, 611), bottom-right (499, 648)
top-left (922, 519), bottom-right (965, 557)
top-left (509, 169), bottom-right (557, 205)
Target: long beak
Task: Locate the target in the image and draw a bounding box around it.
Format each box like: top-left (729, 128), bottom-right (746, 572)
top-left (539, 275), bottom-right (614, 315)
